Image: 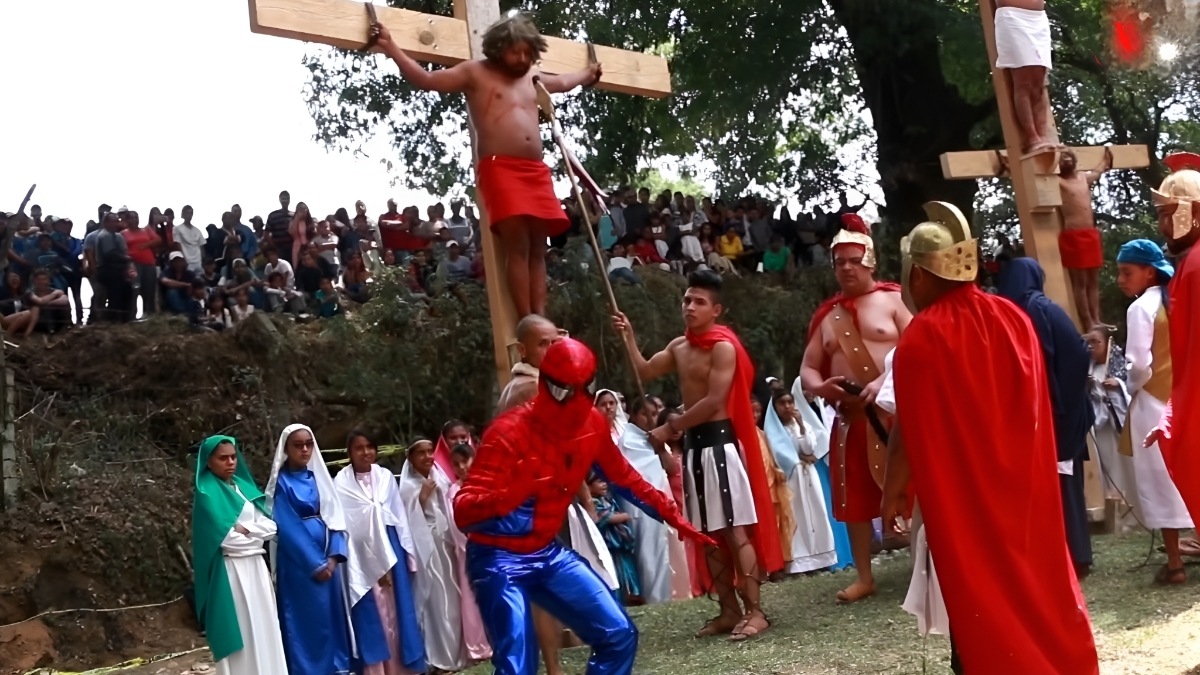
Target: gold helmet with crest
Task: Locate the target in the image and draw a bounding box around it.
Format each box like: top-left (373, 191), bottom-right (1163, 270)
top-left (901, 201), bottom-right (979, 292)
top-left (1153, 153), bottom-right (1200, 242)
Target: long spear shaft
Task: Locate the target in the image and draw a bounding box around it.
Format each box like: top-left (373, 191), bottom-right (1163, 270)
top-left (533, 81), bottom-right (646, 403)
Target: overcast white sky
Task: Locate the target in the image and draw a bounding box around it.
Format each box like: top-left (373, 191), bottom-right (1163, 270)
top-left (1, 0), bottom-right (431, 234)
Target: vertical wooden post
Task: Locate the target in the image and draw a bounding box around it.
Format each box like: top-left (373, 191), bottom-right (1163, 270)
top-left (977, 0), bottom-right (1078, 324)
top-left (455, 0), bottom-right (519, 389)
top-left (1, 342), bottom-right (16, 509)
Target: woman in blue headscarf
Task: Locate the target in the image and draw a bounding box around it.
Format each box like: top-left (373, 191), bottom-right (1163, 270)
top-left (266, 424), bottom-right (355, 675)
top-left (998, 257), bottom-right (1095, 576)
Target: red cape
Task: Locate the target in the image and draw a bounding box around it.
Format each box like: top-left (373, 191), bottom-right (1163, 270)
top-left (1161, 246), bottom-right (1200, 524)
top-left (685, 324), bottom-right (785, 574)
top-left (893, 285), bottom-right (1097, 674)
top-left (805, 282), bottom-right (902, 377)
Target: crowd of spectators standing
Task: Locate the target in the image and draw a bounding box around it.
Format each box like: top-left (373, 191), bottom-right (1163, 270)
top-left (0, 185), bottom-right (870, 337)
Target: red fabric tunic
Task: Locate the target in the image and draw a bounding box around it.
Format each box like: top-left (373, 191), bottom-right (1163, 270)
top-left (1160, 245), bottom-right (1200, 524)
top-left (685, 325), bottom-right (785, 574)
top-left (894, 284), bottom-right (1097, 674)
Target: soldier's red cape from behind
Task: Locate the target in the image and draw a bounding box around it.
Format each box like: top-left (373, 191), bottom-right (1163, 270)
top-left (894, 284), bottom-right (1097, 674)
top-left (685, 324), bottom-right (785, 574)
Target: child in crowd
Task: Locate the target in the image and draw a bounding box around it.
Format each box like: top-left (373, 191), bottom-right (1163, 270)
top-left (449, 442), bottom-right (475, 484)
top-left (230, 288), bottom-right (255, 323)
top-left (588, 472), bottom-right (643, 606)
top-left (202, 293), bottom-right (233, 332)
top-left (315, 277), bottom-right (343, 318)
top-left (199, 258), bottom-right (221, 293)
top-left (264, 272), bottom-right (303, 314)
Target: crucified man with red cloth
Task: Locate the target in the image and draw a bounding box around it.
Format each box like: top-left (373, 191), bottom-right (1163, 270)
top-left (800, 214), bottom-right (912, 604)
top-left (613, 269), bottom-right (784, 642)
top-left (373, 14), bottom-right (601, 317)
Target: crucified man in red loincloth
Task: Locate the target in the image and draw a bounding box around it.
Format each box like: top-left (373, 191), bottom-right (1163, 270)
top-left (373, 14), bottom-right (601, 318)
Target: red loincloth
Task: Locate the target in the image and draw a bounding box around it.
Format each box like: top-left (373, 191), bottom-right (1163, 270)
top-left (894, 284), bottom-right (1097, 674)
top-left (476, 155), bottom-right (570, 236)
top-left (1058, 228), bottom-right (1103, 270)
top-left (685, 324), bottom-right (786, 575)
top-left (1160, 246), bottom-right (1200, 526)
top-left (829, 417), bottom-right (884, 523)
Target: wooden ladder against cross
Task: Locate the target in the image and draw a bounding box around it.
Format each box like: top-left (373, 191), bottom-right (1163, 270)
top-left (939, 0), bottom-right (1150, 328)
top-left (247, 0), bottom-right (672, 386)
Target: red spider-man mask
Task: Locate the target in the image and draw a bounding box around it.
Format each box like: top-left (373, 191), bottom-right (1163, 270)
top-left (532, 337), bottom-right (599, 431)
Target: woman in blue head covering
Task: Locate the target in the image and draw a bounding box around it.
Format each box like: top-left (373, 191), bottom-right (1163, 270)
top-left (997, 257), bottom-right (1095, 576)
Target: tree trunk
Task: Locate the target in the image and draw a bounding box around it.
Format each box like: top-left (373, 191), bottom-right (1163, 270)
top-left (830, 0), bottom-right (994, 239)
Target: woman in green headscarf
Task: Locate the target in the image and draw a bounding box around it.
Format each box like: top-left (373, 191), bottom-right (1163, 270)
top-left (192, 435), bottom-right (287, 674)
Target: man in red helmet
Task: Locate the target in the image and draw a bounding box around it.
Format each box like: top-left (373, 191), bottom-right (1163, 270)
top-left (799, 213), bottom-right (912, 603)
top-left (454, 337), bottom-right (711, 675)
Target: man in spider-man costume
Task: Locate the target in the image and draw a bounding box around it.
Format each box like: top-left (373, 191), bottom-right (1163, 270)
top-left (454, 337), bottom-right (713, 675)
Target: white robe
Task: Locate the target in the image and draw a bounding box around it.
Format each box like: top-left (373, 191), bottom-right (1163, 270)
top-left (1126, 288), bottom-right (1194, 529)
top-left (777, 419), bottom-right (837, 573)
top-left (217, 486), bottom-right (288, 675)
top-left (398, 461), bottom-right (469, 671)
top-left (874, 349), bottom-right (951, 636)
top-left (617, 424), bottom-right (689, 604)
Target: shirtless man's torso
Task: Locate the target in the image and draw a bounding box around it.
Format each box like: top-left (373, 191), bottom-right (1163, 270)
top-left (800, 238), bottom-right (911, 604)
top-left (1058, 148), bottom-right (1113, 329)
top-left (372, 16), bottom-right (600, 317)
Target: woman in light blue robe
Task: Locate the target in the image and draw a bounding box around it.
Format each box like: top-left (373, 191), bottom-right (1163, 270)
top-left (791, 378), bottom-right (853, 571)
top-left (266, 423), bottom-right (354, 675)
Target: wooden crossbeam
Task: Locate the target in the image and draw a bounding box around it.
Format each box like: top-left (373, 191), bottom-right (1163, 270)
top-left (248, 0), bottom-right (672, 98)
top-left (941, 145), bottom-right (1150, 181)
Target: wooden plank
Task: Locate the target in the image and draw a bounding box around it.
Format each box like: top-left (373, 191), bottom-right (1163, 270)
top-left (454, 0), bottom-right (519, 391)
top-left (248, 0), bottom-right (671, 97)
top-left (941, 145), bottom-right (1150, 179)
top-left (250, 0), bottom-right (469, 65)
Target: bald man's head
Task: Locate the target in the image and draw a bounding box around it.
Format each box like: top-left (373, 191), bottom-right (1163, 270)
top-left (516, 314), bottom-right (559, 368)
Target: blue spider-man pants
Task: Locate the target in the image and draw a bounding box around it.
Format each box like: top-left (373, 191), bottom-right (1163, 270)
top-left (466, 540), bottom-right (637, 675)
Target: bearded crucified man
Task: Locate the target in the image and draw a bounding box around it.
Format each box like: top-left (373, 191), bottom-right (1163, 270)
top-left (373, 15), bottom-right (601, 318)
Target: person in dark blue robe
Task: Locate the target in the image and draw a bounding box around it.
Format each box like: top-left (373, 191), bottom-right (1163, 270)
top-left (998, 258), bottom-right (1096, 575)
top-left (266, 423), bottom-right (354, 675)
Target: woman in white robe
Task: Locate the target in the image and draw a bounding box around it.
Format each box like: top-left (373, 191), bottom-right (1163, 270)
top-left (191, 435), bottom-right (288, 675)
top-left (399, 439), bottom-right (476, 672)
top-left (763, 392), bottom-right (837, 573)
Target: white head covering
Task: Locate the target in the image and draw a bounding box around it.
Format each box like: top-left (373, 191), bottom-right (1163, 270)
top-left (334, 462), bottom-right (417, 606)
top-left (265, 423), bottom-right (347, 533)
top-left (397, 450), bottom-right (457, 614)
top-left (791, 377), bottom-right (831, 461)
top-left (594, 389), bottom-right (629, 444)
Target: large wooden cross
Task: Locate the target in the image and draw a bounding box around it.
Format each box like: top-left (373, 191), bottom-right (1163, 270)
top-left (248, 0), bottom-right (672, 386)
top-left (939, 0), bottom-right (1150, 323)
top-left (940, 0), bottom-right (1152, 526)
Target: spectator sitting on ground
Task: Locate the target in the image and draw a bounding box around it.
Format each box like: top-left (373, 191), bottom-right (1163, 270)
top-left (199, 258), bottom-right (221, 294)
top-left (405, 249), bottom-right (434, 295)
top-left (25, 268), bottom-right (71, 334)
top-left (630, 233), bottom-right (668, 268)
top-left (0, 273), bottom-right (36, 337)
top-left (762, 235), bottom-right (794, 277)
top-left (648, 211), bottom-right (670, 259)
top-left (262, 246), bottom-right (296, 292)
top-left (264, 272), bottom-right (305, 314)
top-left (316, 277), bottom-right (343, 318)
top-left (26, 233), bottom-right (66, 290)
top-left (607, 243), bottom-right (641, 285)
top-left (679, 220), bottom-right (704, 268)
top-left (705, 241), bottom-right (739, 276)
top-left (184, 279), bottom-right (208, 329)
top-left (230, 288), bottom-right (255, 324)
top-left (221, 259), bottom-right (265, 309)
top-left (442, 240), bottom-right (472, 284)
top-left (718, 225), bottom-right (744, 261)
top-left (341, 250), bottom-right (372, 304)
top-left (201, 292), bottom-right (232, 332)
top-left (295, 247), bottom-right (334, 298)
top-left (161, 251), bottom-right (197, 314)
top-left (312, 219), bottom-right (340, 278)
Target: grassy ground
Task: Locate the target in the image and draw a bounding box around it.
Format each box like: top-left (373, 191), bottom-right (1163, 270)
top-left (108, 531), bottom-right (1200, 675)
top-left (526, 532), bottom-right (1200, 675)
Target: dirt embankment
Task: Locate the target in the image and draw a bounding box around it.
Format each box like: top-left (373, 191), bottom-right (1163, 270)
top-left (0, 315), bottom-right (370, 672)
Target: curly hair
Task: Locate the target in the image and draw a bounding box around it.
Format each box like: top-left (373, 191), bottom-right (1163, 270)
top-left (482, 13), bottom-right (548, 63)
